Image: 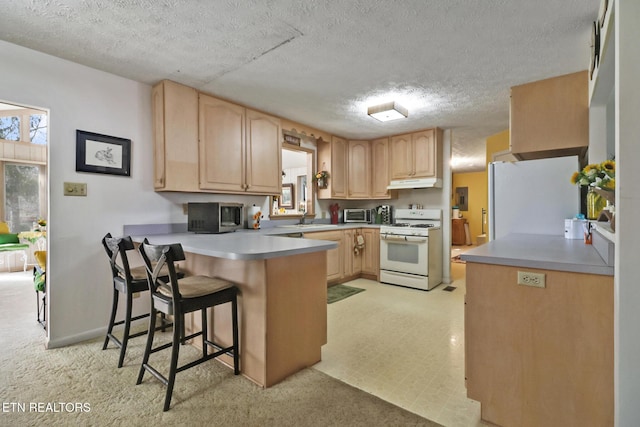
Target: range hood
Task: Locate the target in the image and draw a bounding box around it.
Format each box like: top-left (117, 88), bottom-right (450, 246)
top-left (387, 177), bottom-right (442, 190)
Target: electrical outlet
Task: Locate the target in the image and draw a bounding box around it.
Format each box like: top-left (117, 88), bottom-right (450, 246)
top-left (517, 271), bottom-right (545, 288)
top-left (64, 182), bottom-right (87, 196)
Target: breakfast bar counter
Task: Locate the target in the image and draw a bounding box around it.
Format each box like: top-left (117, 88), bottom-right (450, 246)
top-left (136, 232), bottom-right (337, 388)
top-left (136, 231), bottom-right (337, 260)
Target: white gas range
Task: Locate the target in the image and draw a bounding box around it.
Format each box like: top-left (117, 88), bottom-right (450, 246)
top-left (379, 208), bottom-right (443, 291)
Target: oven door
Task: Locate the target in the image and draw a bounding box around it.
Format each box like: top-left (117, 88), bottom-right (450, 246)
top-left (379, 234), bottom-right (428, 276)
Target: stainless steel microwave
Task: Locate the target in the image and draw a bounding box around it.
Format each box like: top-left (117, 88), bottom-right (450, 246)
top-left (187, 202), bottom-right (244, 233)
top-left (343, 208), bottom-right (372, 223)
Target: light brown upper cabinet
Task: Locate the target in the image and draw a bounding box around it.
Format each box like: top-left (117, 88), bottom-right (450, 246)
top-left (390, 128), bottom-right (442, 180)
top-left (199, 93), bottom-right (281, 195)
top-left (245, 109), bottom-right (282, 194)
top-left (347, 140), bottom-right (371, 199)
top-left (510, 70), bottom-right (589, 161)
top-left (317, 136), bottom-right (348, 199)
top-left (318, 136), bottom-right (393, 200)
top-left (370, 137), bottom-right (391, 199)
top-left (152, 80), bottom-right (199, 191)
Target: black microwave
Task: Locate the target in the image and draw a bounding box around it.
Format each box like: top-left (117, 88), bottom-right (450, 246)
top-left (187, 202), bottom-right (244, 234)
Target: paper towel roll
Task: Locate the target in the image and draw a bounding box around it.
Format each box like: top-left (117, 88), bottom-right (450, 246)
top-left (249, 205), bottom-right (262, 230)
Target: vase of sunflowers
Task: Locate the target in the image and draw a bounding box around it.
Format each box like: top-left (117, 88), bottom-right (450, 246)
top-left (314, 170), bottom-right (329, 189)
top-left (571, 160), bottom-right (615, 221)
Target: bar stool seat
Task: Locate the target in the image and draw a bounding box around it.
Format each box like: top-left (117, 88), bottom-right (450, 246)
top-left (101, 233), bottom-right (179, 368)
top-left (137, 240), bottom-right (240, 412)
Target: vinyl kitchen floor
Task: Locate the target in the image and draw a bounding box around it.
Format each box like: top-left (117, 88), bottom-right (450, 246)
top-left (314, 262), bottom-right (489, 427)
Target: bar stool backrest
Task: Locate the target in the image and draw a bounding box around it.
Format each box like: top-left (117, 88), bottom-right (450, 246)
top-left (138, 240), bottom-right (185, 315)
top-left (102, 233), bottom-right (137, 284)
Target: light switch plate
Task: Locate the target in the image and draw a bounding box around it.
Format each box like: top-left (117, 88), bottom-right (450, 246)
top-left (64, 182), bottom-right (87, 196)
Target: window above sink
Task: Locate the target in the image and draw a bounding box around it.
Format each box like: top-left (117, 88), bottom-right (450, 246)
top-left (272, 144), bottom-right (316, 219)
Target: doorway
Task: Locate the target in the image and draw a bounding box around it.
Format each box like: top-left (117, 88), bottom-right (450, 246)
top-left (0, 100), bottom-right (49, 331)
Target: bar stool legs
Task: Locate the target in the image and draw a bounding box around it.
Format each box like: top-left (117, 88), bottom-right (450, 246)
top-left (137, 302), bottom-right (240, 412)
top-left (136, 240), bottom-right (240, 412)
top-left (102, 287), bottom-right (152, 368)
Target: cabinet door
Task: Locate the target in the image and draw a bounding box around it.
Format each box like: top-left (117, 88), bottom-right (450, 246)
top-left (331, 136), bottom-right (348, 198)
top-left (305, 231), bottom-right (343, 283)
top-left (347, 140), bottom-right (371, 198)
top-left (245, 109), bottom-right (281, 195)
top-left (199, 94), bottom-right (245, 191)
top-left (370, 137), bottom-right (391, 199)
top-left (510, 70), bottom-right (588, 160)
top-left (343, 229), bottom-right (362, 277)
top-left (152, 83), bottom-right (165, 189)
top-left (152, 80), bottom-right (199, 192)
top-left (361, 228), bottom-right (379, 277)
top-left (390, 133), bottom-right (413, 179)
top-left (412, 129), bottom-right (436, 178)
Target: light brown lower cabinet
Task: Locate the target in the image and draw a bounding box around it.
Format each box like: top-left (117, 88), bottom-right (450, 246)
top-left (360, 228), bottom-right (379, 280)
top-left (305, 228), bottom-right (379, 285)
top-left (465, 262), bottom-right (613, 427)
top-left (305, 230), bottom-right (344, 283)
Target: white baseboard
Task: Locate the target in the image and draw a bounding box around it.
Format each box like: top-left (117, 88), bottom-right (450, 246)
top-left (46, 326), bottom-right (106, 349)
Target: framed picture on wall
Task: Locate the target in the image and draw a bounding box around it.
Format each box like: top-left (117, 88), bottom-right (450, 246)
top-left (279, 183), bottom-right (294, 208)
top-left (76, 129), bottom-right (131, 176)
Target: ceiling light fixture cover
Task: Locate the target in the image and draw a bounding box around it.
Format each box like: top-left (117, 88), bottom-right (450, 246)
top-left (367, 101), bottom-right (408, 122)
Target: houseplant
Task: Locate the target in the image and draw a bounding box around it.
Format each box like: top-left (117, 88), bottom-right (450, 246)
top-left (570, 160), bottom-right (615, 220)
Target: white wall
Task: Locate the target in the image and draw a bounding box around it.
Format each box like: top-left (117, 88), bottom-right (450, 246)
top-left (0, 40), bottom-right (169, 346)
top-left (0, 40), bottom-right (266, 347)
top-left (615, 0), bottom-right (640, 424)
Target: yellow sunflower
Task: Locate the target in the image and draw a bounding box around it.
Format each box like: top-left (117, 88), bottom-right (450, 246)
top-left (601, 159), bottom-right (615, 175)
top-left (570, 171), bottom-right (580, 185)
top-left (601, 178), bottom-right (615, 190)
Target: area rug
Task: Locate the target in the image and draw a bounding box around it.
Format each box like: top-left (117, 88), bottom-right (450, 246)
top-left (327, 284), bottom-right (365, 304)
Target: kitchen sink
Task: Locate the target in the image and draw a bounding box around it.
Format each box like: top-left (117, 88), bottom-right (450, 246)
top-left (278, 224), bottom-right (339, 229)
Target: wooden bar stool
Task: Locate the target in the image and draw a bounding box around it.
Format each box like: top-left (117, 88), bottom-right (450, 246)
top-left (101, 233), bottom-right (175, 368)
top-left (137, 240), bottom-right (240, 412)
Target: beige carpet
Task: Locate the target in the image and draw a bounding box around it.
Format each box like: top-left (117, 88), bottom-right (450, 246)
top-left (0, 272), bottom-right (441, 426)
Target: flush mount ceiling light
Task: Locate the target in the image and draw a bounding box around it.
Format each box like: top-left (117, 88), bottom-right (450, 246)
top-left (367, 101), bottom-right (408, 122)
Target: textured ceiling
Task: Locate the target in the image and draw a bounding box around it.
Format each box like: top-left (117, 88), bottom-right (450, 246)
top-left (0, 0), bottom-right (599, 172)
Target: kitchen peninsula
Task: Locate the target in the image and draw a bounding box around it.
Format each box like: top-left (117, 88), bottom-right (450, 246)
top-left (461, 233), bottom-right (613, 426)
top-left (134, 232), bottom-right (337, 388)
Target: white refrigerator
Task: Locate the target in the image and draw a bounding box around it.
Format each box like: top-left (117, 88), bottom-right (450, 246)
top-left (488, 156), bottom-right (580, 241)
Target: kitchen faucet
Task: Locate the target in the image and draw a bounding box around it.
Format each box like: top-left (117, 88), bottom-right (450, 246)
top-left (298, 211), bottom-right (311, 225)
